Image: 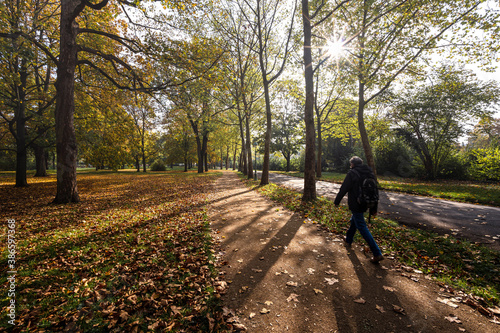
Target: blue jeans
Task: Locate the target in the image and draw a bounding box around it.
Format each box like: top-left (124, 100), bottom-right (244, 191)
top-left (346, 212), bottom-right (382, 256)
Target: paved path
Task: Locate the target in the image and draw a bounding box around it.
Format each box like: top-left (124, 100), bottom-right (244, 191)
top-left (263, 172), bottom-right (500, 251)
top-left (209, 172), bottom-right (500, 332)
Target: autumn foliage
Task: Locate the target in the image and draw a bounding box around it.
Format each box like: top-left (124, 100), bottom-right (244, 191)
top-left (0, 171), bottom-right (228, 332)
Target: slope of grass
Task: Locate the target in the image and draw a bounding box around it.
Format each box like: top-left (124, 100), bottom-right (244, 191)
top-left (0, 171), bottom-right (228, 332)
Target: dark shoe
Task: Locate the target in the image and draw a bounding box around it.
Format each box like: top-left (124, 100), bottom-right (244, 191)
top-left (370, 255), bottom-right (384, 263)
top-left (343, 238), bottom-right (352, 248)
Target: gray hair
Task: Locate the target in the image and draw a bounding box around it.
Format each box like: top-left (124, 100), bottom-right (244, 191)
top-left (350, 156), bottom-right (363, 166)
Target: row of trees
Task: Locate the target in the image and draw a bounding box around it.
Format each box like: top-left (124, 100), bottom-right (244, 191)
top-left (1, 0), bottom-right (499, 204)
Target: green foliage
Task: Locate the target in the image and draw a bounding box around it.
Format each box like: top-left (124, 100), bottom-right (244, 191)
top-left (374, 138), bottom-right (415, 177)
top-left (269, 154), bottom-right (286, 171)
top-left (436, 152), bottom-right (468, 180)
top-left (393, 64), bottom-right (500, 179)
top-left (290, 150), bottom-right (306, 173)
top-left (150, 159), bottom-right (166, 171)
top-left (466, 147), bottom-right (500, 181)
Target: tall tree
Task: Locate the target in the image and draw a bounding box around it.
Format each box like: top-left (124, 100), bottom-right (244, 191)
top-left (240, 0), bottom-right (297, 185)
top-left (392, 65), bottom-right (500, 179)
top-left (0, 0), bottom-right (58, 186)
top-left (335, 0), bottom-right (499, 176)
top-left (301, 0), bottom-right (349, 200)
top-left (270, 81), bottom-right (304, 172)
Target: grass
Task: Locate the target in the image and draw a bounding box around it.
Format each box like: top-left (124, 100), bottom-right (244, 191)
top-left (278, 171), bottom-right (500, 207)
top-left (0, 171), bottom-right (228, 332)
top-left (242, 174), bottom-right (500, 309)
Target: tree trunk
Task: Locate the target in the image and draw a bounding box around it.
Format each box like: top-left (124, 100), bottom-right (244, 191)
top-left (53, 0), bottom-right (82, 203)
top-left (34, 144), bottom-right (47, 177)
top-left (15, 68), bottom-right (28, 187)
top-left (357, 82), bottom-right (377, 177)
top-left (260, 79), bottom-right (271, 185)
top-left (226, 146), bottom-right (230, 170)
top-left (203, 134), bottom-right (208, 172)
top-left (238, 111), bottom-right (247, 175)
top-left (142, 150), bottom-right (146, 172)
top-left (233, 145), bottom-right (237, 170)
top-left (246, 112), bottom-right (253, 179)
top-left (196, 137), bottom-right (204, 173)
top-left (316, 115), bottom-right (322, 178)
top-left (302, 0), bottom-right (316, 201)
top-left (286, 153), bottom-right (291, 172)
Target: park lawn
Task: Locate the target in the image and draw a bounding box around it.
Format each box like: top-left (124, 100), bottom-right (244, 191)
top-left (243, 176), bottom-right (500, 310)
top-left (0, 171), bottom-right (228, 332)
top-left (278, 171), bottom-right (500, 207)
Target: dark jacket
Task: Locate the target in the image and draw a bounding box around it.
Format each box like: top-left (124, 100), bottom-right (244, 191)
top-left (334, 164), bottom-right (378, 214)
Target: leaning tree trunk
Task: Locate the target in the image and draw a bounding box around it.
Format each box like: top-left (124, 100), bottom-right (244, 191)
top-left (302, 0), bottom-right (316, 201)
top-left (357, 82), bottom-right (377, 178)
top-left (53, 0), bottom-right (82, 203)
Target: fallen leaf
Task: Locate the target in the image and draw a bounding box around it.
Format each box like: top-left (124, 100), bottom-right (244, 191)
top-left (437, 297), bottom-right (459, 308)
top-left (249, 313), bottom-right (256, 319)
top-left (286, 281), bottom-right (298, 287)
top-left (488, 306), bottom-right (500, 315)
top-left (324, 277), bottom-right (339, 285)
top-left (233, 323), bottom-right (247, 330)
top-left (287, 293), bottom-right (299, 302)
top-left (325, 270), bottom-right (338, 275)
top-left (393, 305), bottom-right (406, 315)
top-left (376, 305), bottom-right (385, 313)
top-left (354, 298), bottom-right (366, 304)
top-left (383, 286), bottom-right (395, 292)
top-left (307, 268), bottom-right (315, 275)
top-left (444, 315), bottom-right (461, 324)
top-left (264, 301), bottom-right (273, 306)
top-left (313, 288), bottom-right (323, 294)
top-left (260, 308), bottom-right (270, 314)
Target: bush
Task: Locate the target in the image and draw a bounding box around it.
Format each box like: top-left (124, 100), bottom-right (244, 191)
top-left (150, 159), bottom-right (166, 171)
top-left (290, 150), bottom-right (305, 172)
top-left (437, 152), bottom-right (468, 180)
top-left (269, 155), bottom-right (286, 171)
top-left (466, 148), bottom-right (500, 181)
top-left (374, 139), bottom-right (414, 177)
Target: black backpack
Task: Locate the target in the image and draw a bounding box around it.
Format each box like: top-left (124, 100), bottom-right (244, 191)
top-left (351, 169), bottom-right (379, 214)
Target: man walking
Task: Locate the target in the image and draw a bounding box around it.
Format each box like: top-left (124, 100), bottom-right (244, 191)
top-left (334, 156), bottom-right (384, 263)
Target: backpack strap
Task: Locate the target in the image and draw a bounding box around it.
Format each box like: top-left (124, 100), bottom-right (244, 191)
top-left (350, 168), bottom-right (361, 181)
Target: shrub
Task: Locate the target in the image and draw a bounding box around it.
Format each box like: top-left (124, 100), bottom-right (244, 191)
top-left (374, 138), bottom-right (414, 177)
top-left (150, 159), bottom-right (166, 171)
top-left (269, 155), bottom-right (286, 171)
top-left (466, 148), bottom-right (500, 181)
top-left (437, 152), bottom-right (468, 180)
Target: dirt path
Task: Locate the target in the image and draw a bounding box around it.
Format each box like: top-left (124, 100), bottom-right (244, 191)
top-left (208, 172), bottom-right (499, 333)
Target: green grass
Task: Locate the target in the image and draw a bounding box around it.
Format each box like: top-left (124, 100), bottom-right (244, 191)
top-left (243, 174), bottom-right (500, 309)
top-left (278, 171), bottom-right (500, 207)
